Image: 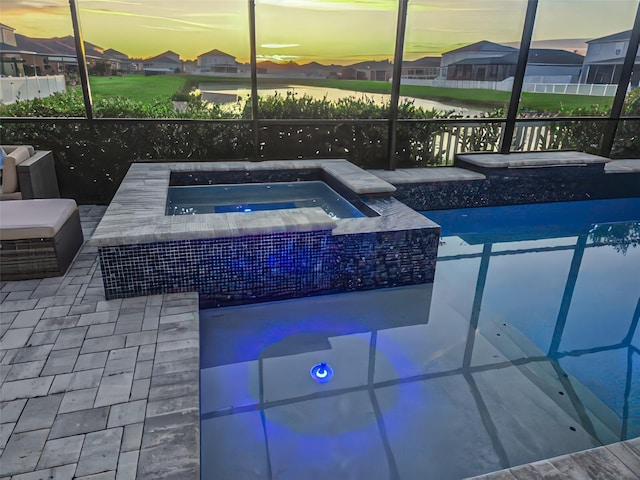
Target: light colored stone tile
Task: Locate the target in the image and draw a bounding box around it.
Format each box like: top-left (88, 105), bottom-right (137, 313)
top-left (73, 352), bottom-right (108, 373)
top-left (80, 335), bottom-right (126, 355)
top-left (52, 326), bottom-right (88, 350)
top-left (49, 407), bottom-right (109, 439)
top-left (59, 388), bottom-right (98, 414)
top-left (1, 376), bottom-right (54, 402)
top-left (120, 423), bottom-right (143, 453)
top-left (11, 309), bottom-right (45, 328)
top-left (33, 316), bottom-right (79, 333)
top-left (75, 470), bottom-right (116, 480)
top-left (77, 311), bottom-right (118, 327)
top-left (0, 398), bottom-right (27, 423)
top-left (41, 305), bottom-right (72, 319)
top-left (125, 331), bottom-right (157, 348)
top-left (0, 328), bottom-right (33, 350)
top-left (10, 463), bottom-right (77, 480)
top-left (13, 395), bottom-right (62, 433)
top-left (69, 368), bottom-right (104, 391)
top-left (115, 450), bottom-right (138, 480)
top-left (107, 400), bottom-right (146, 428)
top-left (25, 330), bottom-right (60, 346)
top-left (129, 378), bottom-right (150, 402)
top-left (0, 422), bottom-right (15, 449)
top-left (94, 373), bottom-right (134, 408)
top-left (133, 360), bottom-right (153, 380)
top-left (104, 348), bottom-right (138, 376)
top-left (86, 323), bottom-right (116, 339)
top-left (0, 428), bottom-right (49, 476)
top-left (37, 434), bottom-right (85, 469)
top-left (137, 345), bottom-right (155, 362)
top-left (13, 344), bottom-right (53, 363)
top-left (5, 360), bottom-right (45, 382)
top-left (75, 428), bottom-right (123, 477)
top-left (41, 347), bottom-right (80, 376)
top-left (49, 373), bottom-right (73, 394)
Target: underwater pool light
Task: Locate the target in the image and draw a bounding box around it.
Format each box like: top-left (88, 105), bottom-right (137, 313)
top-left (243, 207), bottom-right (252, 212)
top-left (310, 362), bottom-right (334, 384)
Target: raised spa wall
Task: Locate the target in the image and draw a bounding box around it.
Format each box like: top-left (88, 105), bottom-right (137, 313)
top-left (91, 160), bottom-right (440, 307)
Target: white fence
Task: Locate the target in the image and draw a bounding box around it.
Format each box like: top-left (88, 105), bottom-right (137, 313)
top-left (0, 75), bottom-right (67, 105)
top-left (521, 83), bottom-right (617, 96)
top-left (401, 77), bottom-right (618, 97)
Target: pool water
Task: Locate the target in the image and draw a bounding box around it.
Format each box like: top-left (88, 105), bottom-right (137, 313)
top-left (199, 198), bottom-right (640, 480)
top-left (166, 181), bottom-right (366, 218)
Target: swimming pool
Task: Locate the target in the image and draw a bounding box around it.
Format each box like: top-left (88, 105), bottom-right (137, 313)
top-left (166, 181), bottom-right (367, 218)
top-left (200, 198), bottom-right (639, 479)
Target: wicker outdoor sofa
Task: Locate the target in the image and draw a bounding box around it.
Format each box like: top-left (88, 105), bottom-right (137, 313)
top-left (0, 199), bottom-right (84, 280)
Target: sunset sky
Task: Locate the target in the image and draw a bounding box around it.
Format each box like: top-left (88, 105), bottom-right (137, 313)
top-left (1, 0), bottom-right (638, 63)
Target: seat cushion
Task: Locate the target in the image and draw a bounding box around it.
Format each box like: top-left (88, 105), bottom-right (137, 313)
top-left (1, 146), bottom-right (32, 194)
top-left (0, 199), bottom-right (79, 240)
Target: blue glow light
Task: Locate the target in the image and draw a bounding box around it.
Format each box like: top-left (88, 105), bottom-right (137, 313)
top-left (243, 207), bottom-right (252, 212)
top-left (310, 362), bottom-right (334, 384)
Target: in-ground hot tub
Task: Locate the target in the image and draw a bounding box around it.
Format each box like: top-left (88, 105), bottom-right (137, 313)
top-left (166, 181), bottom-right (372, 218)
top-left (91, 160), bottom-right (440, 307)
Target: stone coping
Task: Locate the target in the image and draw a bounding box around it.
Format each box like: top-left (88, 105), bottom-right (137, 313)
top-left (605, 159), bottom-right (640, 173)
top-left (456, 151), bottom-right (611, 168)
top-left (90, 160), bottom-right (412, 247)
top-left (371, 167), bottom-right (486, 184)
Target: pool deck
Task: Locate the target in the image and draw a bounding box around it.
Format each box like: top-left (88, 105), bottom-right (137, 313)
top-left (1, 204), bottom-right (639, 479)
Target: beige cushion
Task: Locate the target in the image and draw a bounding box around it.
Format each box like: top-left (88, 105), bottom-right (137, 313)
top-left (0, 199), bottom-right (78, 240)
top-left (1, 146), bottom-right (32, 194)
top-left (1, 145), bottom-right (35, 156)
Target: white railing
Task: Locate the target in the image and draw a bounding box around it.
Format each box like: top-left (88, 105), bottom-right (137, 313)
top-left (0, 75), bottom-right (67, 105)
top-left (401, 77), bottom-right (618, 97)
top-left (521, 83), bottom-right (617, 97)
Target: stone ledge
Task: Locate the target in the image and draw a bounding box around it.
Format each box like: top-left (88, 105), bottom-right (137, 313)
top-left (456, 151), bottom-right (610, 169)
top-left (371, 167), bottom-right (486, 184)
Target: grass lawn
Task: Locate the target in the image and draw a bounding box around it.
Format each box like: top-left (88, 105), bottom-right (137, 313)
top-left (90, 75), bottom-right (187, 102)
top-left (90, 74), bottom-right (613, 114)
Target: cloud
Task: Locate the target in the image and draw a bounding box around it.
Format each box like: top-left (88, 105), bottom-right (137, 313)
top-left (257, 54), bottom-right (301, 61)
top-left (261, 43), bottom-right (301, 49)
top-left (79, 8), bottom-right (221, 30)
top-left (257, 0), bottom-right (396, 12)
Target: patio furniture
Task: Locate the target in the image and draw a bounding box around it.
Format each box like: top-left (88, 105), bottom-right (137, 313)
top-left (0, 198), bottom-right (84, 280)
top-left (1, 145), bottom-right (60, 200)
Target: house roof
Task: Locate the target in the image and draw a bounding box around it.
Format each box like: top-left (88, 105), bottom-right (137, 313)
top-left (450, 49), bottom-right (584, 66)
top-left (198, 49), bottom-right (234, 59)
top-left (347, 59), bottom-right (392, 70)
top-left (0, 42), bottom-right (35, 55)
top-left (145, 51), bottom-right (181, 63)
top-left (403, 56), bottom-right (441, 68)
top-left (0, 23), bottom-right (15, 31)
top-left (103, 48), bottom-right (129, 59)
top-left (15, 34), bottom-right (104, 58)
top-left (587, 30), bottom-right (631, 44)
top-left (444, 40), bottom-right (517, 55)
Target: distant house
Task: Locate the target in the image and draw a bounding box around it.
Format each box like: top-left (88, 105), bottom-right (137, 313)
top-left (580, 30), bottom-right (640, 85)
top-left (143, 51), bottom-right (182, 74)
top-left (196, 49), bottom-right (238, 74)
top-left (343, 60), bottom-right (392, 81)
top-left (103, 48), bottom-right (137, 74)
top-left (401, 56), bottom-right (441, 79)
top-left (446, 48), bottom-right (584, 83)
top-left (440, 41), bottom-right (517, 78)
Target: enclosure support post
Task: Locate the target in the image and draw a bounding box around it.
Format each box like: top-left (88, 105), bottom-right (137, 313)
top-left (500, 0), bottom-right (538, 154)
top-left (387, 0), bottom-right (409, 170)
top-left (249, 0), bottom-right (260, 160)
top-left (69, 0), bottom-right (93, 120)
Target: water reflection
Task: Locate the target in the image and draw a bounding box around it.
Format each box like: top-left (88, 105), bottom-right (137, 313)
top-left (200, 198), bottom-right (640, 480)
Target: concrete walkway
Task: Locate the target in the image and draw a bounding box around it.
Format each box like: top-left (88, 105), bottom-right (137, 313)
top-left (1, 206), bottom-right (200, 480)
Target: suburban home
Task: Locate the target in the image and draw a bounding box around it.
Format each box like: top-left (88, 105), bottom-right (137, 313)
top-left (343, 59), bottom-right (393, 81)
top-left (142, 50), bottom-right (183, 74)
top-left (579, 30), bottom-right (640, 86)
top-left (102, 48), bottom-right (137, 74)
top-left (196, 49), bottom-right (238, 74)
top-left (401, 56), bottom-right (441, 79)
top-left (440, 40), bottom-right (517, 79)
top-left (446, 48), bottom-right (584, 83)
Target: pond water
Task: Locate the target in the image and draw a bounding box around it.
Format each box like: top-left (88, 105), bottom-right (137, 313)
top-left (199, 84), bottom-right (483, 116)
